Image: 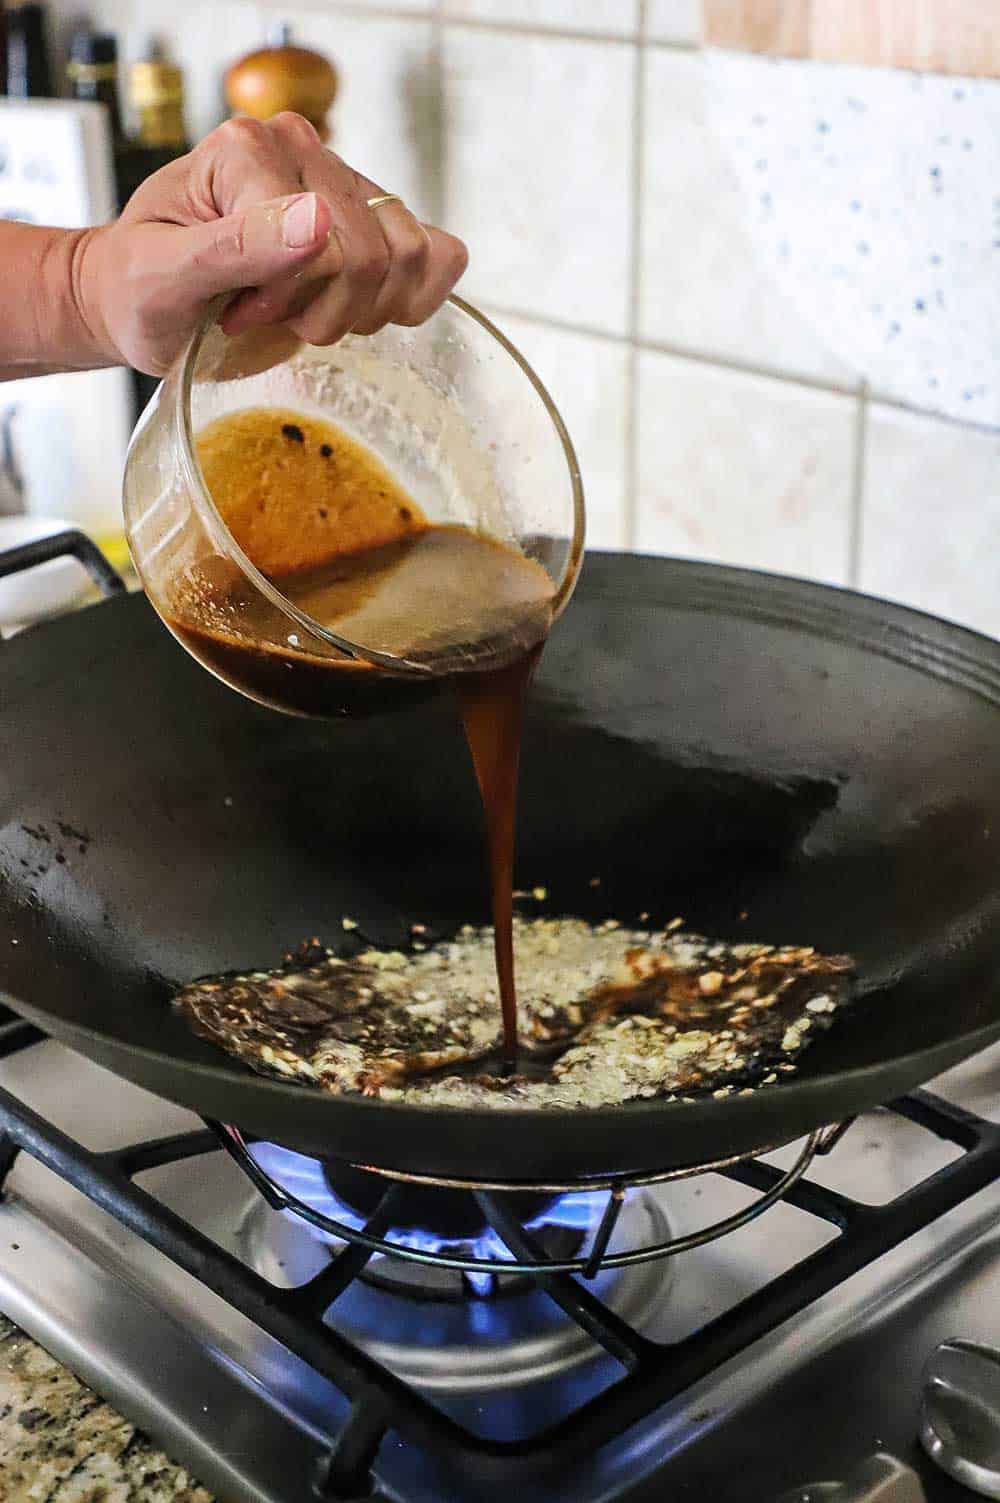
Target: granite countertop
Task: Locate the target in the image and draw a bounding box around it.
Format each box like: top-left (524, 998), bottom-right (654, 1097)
top-left (0, 1317), bottom-right (213, 1502)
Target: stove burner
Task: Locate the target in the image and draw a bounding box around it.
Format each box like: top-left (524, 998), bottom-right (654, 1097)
top-left (252, 1143), bottom-right (619, 1299)
top-left (239, 1141), bottom-right (674, 1387)
top-left (322, 1157), bottom-right (557, 1241)
top-left (320, 1157), bottom-right (574, 1296)
top-left (361, 1222), bottom-right (588, 1301)
top-left (4, 1018), bottom-right (1000, 1501)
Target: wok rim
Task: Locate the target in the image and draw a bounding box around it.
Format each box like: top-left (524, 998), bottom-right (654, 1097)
top-left (3, 553), bottom-right (1000, 1175)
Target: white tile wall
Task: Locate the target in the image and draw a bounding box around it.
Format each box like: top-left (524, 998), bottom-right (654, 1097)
top-left (860, 404), bottom-right (1000, 638)
top-left (442, 0), bottom-right (639, 36)
top-left (441, 25), bottom-right (634, 335)
top-left (708, 51), bottom-right (1000, 428)
top-left (635, 350), bottom-right (856, 584)
top-left (157, 2), bottom-right (265, 142)
top-left (490, 311), bottom-right (630, 549)
top-left (639, 50), bottom-right (855, 387)
top-left (32, 0), bottom-right (1000, 637)
top-left (644, 0), bottom-right (701, 45)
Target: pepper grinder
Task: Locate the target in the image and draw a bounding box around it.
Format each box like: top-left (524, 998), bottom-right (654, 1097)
top-left (224, 22), bottom-right (338, 141)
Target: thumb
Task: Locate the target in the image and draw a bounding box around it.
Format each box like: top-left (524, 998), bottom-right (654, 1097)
top-left (175, 192), bottom-right (331, 301)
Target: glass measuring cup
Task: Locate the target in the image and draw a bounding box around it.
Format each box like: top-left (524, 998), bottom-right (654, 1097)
top-left (122, 297), bottom-right (585, 716)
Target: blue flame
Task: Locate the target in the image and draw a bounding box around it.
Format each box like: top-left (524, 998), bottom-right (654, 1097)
top-left (250, 1142), bottom-right (603, 1295)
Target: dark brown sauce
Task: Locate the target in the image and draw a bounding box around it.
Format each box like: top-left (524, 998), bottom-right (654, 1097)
top-left (170, 408), bottom-right (556, 1065)
top-left (457, 646), bottom-right (542, 1067)
top-left (168, 527), bottom-right (551, 723)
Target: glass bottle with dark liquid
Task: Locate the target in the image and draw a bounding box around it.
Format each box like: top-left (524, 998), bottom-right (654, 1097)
top-left (169, 408), bottom-right (556, 1065)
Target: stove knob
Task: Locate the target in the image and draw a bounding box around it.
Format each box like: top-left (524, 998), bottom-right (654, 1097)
top-left (920, 1338), bottom-right (1000, 1498)
top-left (776, 1452), bottom-right (927, 1502)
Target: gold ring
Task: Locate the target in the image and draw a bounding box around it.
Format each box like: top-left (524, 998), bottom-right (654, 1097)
top-left (366, 194), bottom-right (404, 211)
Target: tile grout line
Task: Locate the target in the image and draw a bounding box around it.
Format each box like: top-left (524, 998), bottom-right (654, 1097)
top-left (298, 1), bottom-right (634, 41)
top-left (847, 384), bottom-right (869, 590)
top-left (475, 300), bottom-right (1000, 438)
top-left (268, 1), bottom-right (441, 23)
top-left (477, 300), bottom-right (635, 348)
top-left (418, 12), bottom-right (636, 45)
top-left (296, 0), bottom-right (1000, 458)
top-left (301, 2), bottom-right (700, 51)
top-left (638, 339), bottom-right (861, 400)
top-left (438, 13), bottom-right (701, 51)
top-left (624, 16), bottom-right (647, 552)
top-left (441, 13), bottom-right (635, 44)
top-left (479, 299), bottom-right (862, 395)
top-left (874, 397), bottom-right (1000, 438)
top-left (272, 1), bottom-right (449, 24)
top-left (433, 0), bottom-right (446, 226)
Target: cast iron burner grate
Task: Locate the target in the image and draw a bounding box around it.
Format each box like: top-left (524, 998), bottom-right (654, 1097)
top-left (2, 1016), bottom-right (1000, 1500)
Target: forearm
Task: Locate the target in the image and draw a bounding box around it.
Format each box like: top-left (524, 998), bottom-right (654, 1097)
top-left (0, 222), bottom-right (115, 381)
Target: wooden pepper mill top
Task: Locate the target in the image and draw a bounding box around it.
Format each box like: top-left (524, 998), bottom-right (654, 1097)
top-left (224, 23), bottom-right (338, 141)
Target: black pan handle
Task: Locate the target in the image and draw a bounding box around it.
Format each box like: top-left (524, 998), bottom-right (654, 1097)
top-left (0, 528), bottom-right (125, 600)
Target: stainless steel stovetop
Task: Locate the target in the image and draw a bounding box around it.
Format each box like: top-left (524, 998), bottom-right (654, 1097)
top-left (0, 1034), bottom-right (998, 1503)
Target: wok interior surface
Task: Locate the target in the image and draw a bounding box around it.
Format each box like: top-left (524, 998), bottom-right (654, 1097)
top-left (2, 553), bottom-right (1000, 1181)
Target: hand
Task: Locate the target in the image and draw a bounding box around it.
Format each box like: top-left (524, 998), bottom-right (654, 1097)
top-left (78, 111), bottom-right (468, 376)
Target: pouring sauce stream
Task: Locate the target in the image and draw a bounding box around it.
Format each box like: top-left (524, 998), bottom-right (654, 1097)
top-left (170, 407), bottom-right (554, 1067)
top-left (457, 646), bottom-right (542, 1068)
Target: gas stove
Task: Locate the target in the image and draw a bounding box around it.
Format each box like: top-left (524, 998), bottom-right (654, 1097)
top-left (0, 1013), bottom-right (998, 1503)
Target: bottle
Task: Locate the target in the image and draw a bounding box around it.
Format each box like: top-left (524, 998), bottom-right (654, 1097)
top-left (4, 2), bottom-right (53, 98)
top-left (66, 30), bottom-right (141, 196)
top-left (68, 31), bottom-right (192, 424)
top-left (129, 44), bottom-right (189, 164)
top-left (68, 31), bottom-right (192, 199)
top-left (128, 47), bottom-right (191, 415)
top-left (66, 29), bottom-right (125, 136)
top-left (67, 30), bottom-right (149, 434)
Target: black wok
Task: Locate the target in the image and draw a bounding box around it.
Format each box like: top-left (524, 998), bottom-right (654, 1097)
top-left (2, 550), bottom-right (999, 1182)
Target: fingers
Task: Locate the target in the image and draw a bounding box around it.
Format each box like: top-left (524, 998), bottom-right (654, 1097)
top-left (193, 114), bottom-right (468, 342)
top-left (349, 200), bottom-right (468, 335)
top-left (284, 156), bottom-right (468, 340)
top-left (202, 119), bottom-right (384, 340)
top-left (172, 192), bottom-right (332, 308)
top-left (399, 223), bottom-right (469, 324)
top-left (230, 199), bottom-right (468, 343)
top-left (190, 114), bottom-right (296, 221)
top-left (283, 171), bottom-right (393, 345)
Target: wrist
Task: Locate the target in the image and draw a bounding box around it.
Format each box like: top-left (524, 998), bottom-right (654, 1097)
top-left (0, 221), bottom-right (120, 377)
top-left (64, 225), bottom-right (120, 369)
